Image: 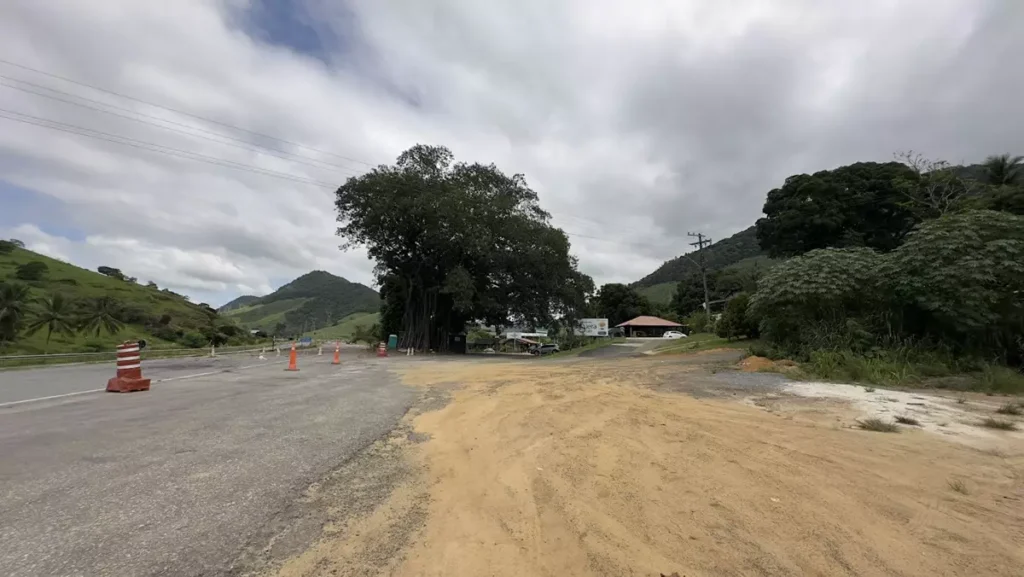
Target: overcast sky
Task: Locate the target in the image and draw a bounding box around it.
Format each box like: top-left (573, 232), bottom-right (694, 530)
top-left (1, 0), bottom-right (1021, 306)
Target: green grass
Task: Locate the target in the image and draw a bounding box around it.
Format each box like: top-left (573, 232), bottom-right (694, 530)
top-left (654, 333), bottom-right (759, 355)
top-left (1, 247), bottom-right (220, 354)
top-left (223, 297), bottom-right (309, 327)
top-left (544, 338), bottom-right (625, 359)
top-left (309, 312), bottom-right (380, 341)
top-left (798, 349), bottom-right (1024, 393)
top-left (857, 418), bottom-right (900, 433)
top-left (637, 282), bottom-right (677, 305)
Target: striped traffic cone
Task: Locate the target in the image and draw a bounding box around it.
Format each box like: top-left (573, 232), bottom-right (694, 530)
top-left (106, 341), bottom-right (151, 392)
top-left (285, 342), bottom-right (299, 371)
top-left (332, 343), bottom-right (341, 365)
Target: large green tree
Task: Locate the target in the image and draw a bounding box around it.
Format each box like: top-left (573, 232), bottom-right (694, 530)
top-left (78, 296), bottom-right (125, 337)
top-left (593, 283), bottom-right (652, 327)
top-left (982, 154), bottom-right (1023, 186)
top-left (756, 162), bottom-right (918, 257)
top-left (25, 293), bottom-right (77, 352)
top-left (0, 283), bottom-right (33, 347)
top-left (335, 145), bottom-right (592, 350)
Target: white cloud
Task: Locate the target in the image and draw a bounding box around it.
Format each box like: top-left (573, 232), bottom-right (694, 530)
top-left (1, 0), bottom-right (1021, 306)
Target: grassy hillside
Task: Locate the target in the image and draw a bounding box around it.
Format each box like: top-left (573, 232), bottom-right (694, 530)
top-left (224, 271), bottom-right (379, 335)
top-left (0, 246), bottom-right (237, 354)
top-left (634, 226), bottom-right (763, 288)
top-left (218, 295), bottom-right (259, 312)
top-left (309, 312), bottom-right (380, 341)
top-left (638, 282), bottom-right (677, 305)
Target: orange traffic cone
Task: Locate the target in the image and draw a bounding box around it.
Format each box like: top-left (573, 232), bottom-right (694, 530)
top-left (285, 342), bottom-right (299, 371)
top-left (332, 343), bottom-right (341, 365)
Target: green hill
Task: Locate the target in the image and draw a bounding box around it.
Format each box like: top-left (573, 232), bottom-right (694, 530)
top-left (0, 244), bottom-right (241, 354)
top-left (638, 282), bottom-right (677, 305)
top-left (309, 312), bottom-right (380, 341)
top-left (633, 226), bottom-right (763, 288)
top-left (223, 271), bottom-right (379, 335)
top-left (218, 295), bottom-right (259, 311)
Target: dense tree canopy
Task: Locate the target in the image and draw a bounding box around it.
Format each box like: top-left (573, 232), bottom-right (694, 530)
top-left (756, 162), bottom-right (919, 258)
top-left (335, 144), bottom-right (592, 350)
top-left (593, 283), bottom-right (651, 327)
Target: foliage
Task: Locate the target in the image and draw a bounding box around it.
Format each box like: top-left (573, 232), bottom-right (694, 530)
top-left (311, 312), bottom-right (381, 341)
top-left (0, 246), bottom-right (247, 353)
top-left (178, 331), bottom-right (208, 348)
top-left (683, 310), bottom-right (713, 334)
top-left (980, 418), bottom-right (1018, 431)
top-left (752, 211), bottom-right (1024, 382)
top-left (0, 282), bottom-right (33, 346)
top-left (15, 260), bottom-right (48, 281)
top-left (637, 282), bottom-right (676, 305)
top-left (715, 292), bottom-right (759, 340)
top-left (24, 293), bottom-right (77, 352)
top-left (982, 154), bottom-right (1023, 186)
top-left (335, 144), bottom-right (592, 350)
top-left (0, 240), bottom-right (16, 254)
top-left (886, 210), bottom-right (1023, 362)
top-left (97, 266), bottom-right (125, 280)
top-left (9, 239), bottom-right (25, 248)
top-left (635, 226), bottom-right (763, 288)
top-left (756, 162), bottom-right (919, 258)
top-left (670, 273), bottom-right (708, 317)
top-left (593, 283), bottom-right (652, 327)
top-left (218, 295), bottom-right (259, 311)
top-left (77, 296), bottom-right (126, 337)
top-left (892, 151), bottom-right (979, 220)
top-left (749, 247), bottom-right (889, 352)
top-left (351, 323), bottom-right (380, 345)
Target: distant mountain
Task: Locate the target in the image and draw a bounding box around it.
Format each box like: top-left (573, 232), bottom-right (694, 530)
top-left (223, 271), bottom-right (379, 334)
top-left (633, 226), bottom-right (764, 288)
top-left (218, 295), bottom-right (259, 312)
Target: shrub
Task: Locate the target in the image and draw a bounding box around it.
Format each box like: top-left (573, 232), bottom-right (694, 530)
top-left (716, 292), bottom-right (758, 340)
top-left (178, 331), bottom-right (208, 348)
top-left (15, 261), bottom-right (48, 281)
top-left (995, 403), bottom-right (1022, 415)
top-left (980, 418), bottom-right (1018, 431)
top-left (858, 418), bottom-right (899, 432)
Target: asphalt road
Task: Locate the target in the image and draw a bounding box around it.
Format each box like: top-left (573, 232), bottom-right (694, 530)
top-left (0, 353), bottom-right (417, 577)
top-left (0, 346), bottom-right (358, 406)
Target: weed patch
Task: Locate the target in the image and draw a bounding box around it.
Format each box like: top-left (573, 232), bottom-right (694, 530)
top-left (857, 418), bottom-right (899, 433)
top-left (980, 418), bottom-right (1018, 431)
top-left (895, 416), bottom-right (920, 426)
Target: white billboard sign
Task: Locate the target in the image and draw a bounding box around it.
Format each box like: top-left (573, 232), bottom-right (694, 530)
top-left (578, 318), bottom-right (609, 337)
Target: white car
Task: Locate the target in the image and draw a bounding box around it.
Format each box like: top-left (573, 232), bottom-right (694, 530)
top-left (662, 331), bottom-right (687, 339)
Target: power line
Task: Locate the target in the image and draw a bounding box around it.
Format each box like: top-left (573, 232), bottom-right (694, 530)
top-left (0, 108), bottom-right (339, 188)
top-left (0, 76), bottom-right (366, 176)
top-left (0, 57), bottom-right (378, 168)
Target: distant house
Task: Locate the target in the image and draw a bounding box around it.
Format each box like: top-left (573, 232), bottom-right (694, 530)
top-left (615, 315), bottom-right (683, 337)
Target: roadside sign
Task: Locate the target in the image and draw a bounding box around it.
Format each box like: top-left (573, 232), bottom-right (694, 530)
top-left (578, 318), bottom-right (609, 337)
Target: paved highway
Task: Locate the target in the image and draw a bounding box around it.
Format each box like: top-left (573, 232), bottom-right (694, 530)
top-left (0, 352), bottom-right (416, 576)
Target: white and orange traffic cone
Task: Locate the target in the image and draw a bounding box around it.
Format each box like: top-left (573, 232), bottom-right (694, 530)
top-left (332, 343), bottom-right (341, 365)
top-left (106, 341), bottom-right (151, 393)
top-left (285, 342), bottom-right (299, 371)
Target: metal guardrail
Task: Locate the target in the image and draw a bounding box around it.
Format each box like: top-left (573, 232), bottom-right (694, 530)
top-left (0, 341), bottom-right (338, 369)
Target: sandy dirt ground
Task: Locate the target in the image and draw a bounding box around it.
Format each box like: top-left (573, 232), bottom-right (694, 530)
top-left (264, 356), bottom-right (1024, 577)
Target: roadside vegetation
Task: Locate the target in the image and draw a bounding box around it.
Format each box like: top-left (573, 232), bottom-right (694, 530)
top-left (0, 241), bottom-right (257, 356)
top-left (742, 154), bottom-right (1024, 393)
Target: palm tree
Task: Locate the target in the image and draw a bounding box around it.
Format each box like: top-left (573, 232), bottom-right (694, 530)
top-left (982, 154), bottom-right (1024, 186)
top-left (78, 296), bottom-right (125, 337)
top-left (0, 283), bottom-right (34, 347)
top-left (25, 293), bottom-right (78, 352)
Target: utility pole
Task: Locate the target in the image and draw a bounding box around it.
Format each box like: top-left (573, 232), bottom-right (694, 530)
top-left (688, 232), bottom-right (712, 324)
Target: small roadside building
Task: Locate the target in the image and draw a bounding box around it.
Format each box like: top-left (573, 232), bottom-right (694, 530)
top-left (615, 315), bottom-right (684, 337)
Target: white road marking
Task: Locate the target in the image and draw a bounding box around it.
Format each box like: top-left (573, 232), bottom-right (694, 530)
top-left (0, 388), bottom-right (106, 408)
top-left (1, 360), bottom-right (284, 408)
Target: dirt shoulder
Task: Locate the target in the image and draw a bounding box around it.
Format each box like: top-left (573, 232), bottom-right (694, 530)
top-left (264, 356), bottom-right (1024, 577)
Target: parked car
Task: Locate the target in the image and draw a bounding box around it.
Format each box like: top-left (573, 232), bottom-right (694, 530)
top-left (530, 343), bottom-right (560, 355)
top-left (662, 331), bottom-right (687, 339)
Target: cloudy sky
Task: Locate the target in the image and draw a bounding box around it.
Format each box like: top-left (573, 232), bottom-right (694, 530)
top-left (1, 0), bottom-right (1021, 306)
